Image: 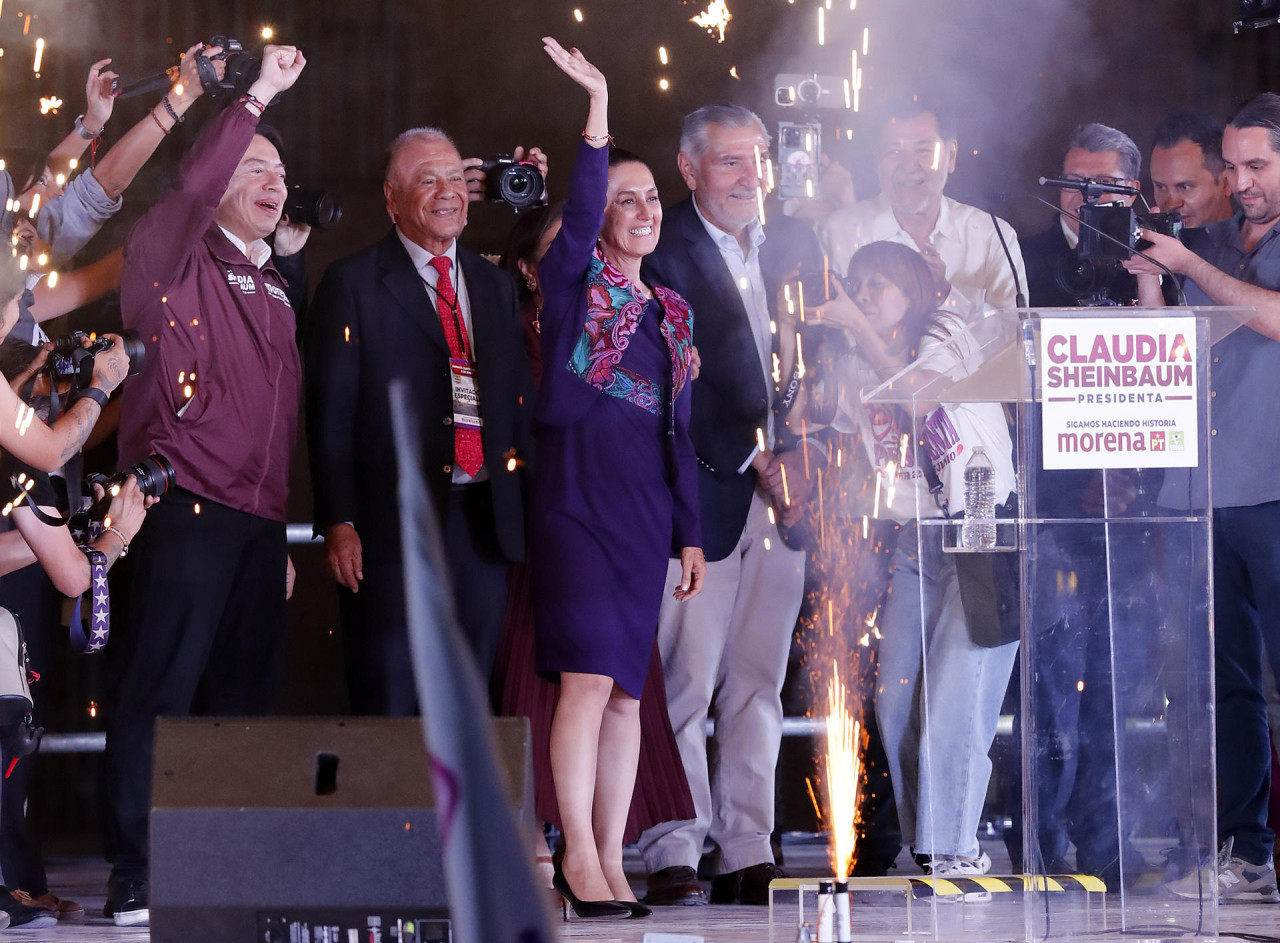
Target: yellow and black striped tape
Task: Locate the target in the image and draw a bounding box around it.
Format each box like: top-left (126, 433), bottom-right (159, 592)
top-left (766, 874), bottom-right (1109, 900)
top-left (906, 874), bottom-right (1107, 898)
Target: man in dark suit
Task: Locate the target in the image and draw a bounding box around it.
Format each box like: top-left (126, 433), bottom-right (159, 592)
top-left (307, 127), bottom-right (535, 715)
top-left (638, 104), bottom-right (822, 906)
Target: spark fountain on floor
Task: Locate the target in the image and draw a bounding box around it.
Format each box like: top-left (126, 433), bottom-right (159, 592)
top-left (794, 661), bottom-right (860, 943)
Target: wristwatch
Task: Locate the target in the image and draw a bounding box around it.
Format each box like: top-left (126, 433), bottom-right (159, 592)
top-left (73, 114), bottom-right (103, 140)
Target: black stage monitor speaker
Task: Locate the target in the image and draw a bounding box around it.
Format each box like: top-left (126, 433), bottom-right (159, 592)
top-left (149, 716), bottom-right (533, 942)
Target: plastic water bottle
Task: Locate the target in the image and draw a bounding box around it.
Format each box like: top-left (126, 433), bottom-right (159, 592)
top-left (962, 446), bottom-right (997, 550)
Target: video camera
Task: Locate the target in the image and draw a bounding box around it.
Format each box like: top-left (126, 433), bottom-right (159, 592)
top-left (1039, 175), bottom-right (1181, 261)
top-left (1076, 203), bottom-right (1181, 262)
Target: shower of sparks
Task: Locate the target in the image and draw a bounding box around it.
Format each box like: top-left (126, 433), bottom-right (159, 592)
top-left (690, 0), bottom-right (732, 42)
top-left (261, 26), bottom-right (274, 39)
top-left (573, 7), bottom-right (584, 22)
top-left (817, 6), bottom-right (825, 44)
top-left (932, 141), bottom-right (942, 171)
top-left (863, 26), bottom-right (870, 55)
top-left (807, 661), bottom-right (862, 880)
top-left (39, 96), bottom-right (62, 114)
top-left (729, 65), bottom-right (739, 79)
top-left (843, 78), bottom-right (851, 109)
top-left (32, 37), bottom-right (43, 73)
top-left (658, 46), bottom-right (668, 65)
top-left (659, 78), bottom-right (670, 91)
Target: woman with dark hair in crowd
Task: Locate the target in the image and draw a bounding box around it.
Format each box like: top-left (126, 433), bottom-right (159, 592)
top-left (530, 37), bottom-right (704, 919)
top-left (498, 201), bottom-right (565, 383)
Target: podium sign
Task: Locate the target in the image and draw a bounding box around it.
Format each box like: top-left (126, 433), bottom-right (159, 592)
top-left (853, 306), bottom-right (1253, 942)
top-left (1040, 317), bottom-right (1199, 470)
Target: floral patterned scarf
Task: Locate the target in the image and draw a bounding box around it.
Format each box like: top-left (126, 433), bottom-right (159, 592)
top-left (567, 247), bottom-right (694, 417)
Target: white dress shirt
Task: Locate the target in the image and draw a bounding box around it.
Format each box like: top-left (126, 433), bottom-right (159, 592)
top-left (691, 196), bottom-right (775, 472)
top-left (218, 226), bottom-right (273, 269)
top-left (816, 193), bottom-right (1028, 313)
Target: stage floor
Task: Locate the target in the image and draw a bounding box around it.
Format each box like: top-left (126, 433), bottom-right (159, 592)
top-left (23, 842), bottom-right (1280, 942)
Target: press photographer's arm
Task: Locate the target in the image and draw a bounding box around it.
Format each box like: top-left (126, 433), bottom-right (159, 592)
top-left (1125, 228), bottom-right (1280, 340)
top-left (6, 477), bottom-right (148, 596)
top-left (0, 292), bottom-right (130, 472)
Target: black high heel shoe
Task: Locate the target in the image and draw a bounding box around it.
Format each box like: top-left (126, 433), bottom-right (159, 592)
top-left (619, 900), bottom-right (652, 918)
top-left (551, 867), bottom-right (631, 920)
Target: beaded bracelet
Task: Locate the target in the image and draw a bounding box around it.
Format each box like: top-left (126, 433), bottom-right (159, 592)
top-left (160, 94), bottom-right (184, 124)
top-left (582, 129), bottom-right (614, 146)
top-left (238, 93), bottom-right (269, 113)
top-left (103, 525), bottom-right (129, 558)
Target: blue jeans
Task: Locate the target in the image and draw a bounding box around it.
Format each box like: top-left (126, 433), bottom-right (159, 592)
top-left (876, 522), bottom-right (1019, 858)
top-left (1214, 501), bottom-right (1280, 865)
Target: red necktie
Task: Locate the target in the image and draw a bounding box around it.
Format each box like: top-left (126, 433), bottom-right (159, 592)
top-left (429, 256), bottom-right (484, 477)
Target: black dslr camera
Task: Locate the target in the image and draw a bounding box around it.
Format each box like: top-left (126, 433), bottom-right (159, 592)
top-left (198, 35), bottom-right (269, 100)
top-left (283, 185), bottom-right (343, 229)
top-left (480, 156), bottom-right (545, 209)
top-left (87, 455), bottom-right (177, 503)
top-left (50, 331), bottom-right (146, 393)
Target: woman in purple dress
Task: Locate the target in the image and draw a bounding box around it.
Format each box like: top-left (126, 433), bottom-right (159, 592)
top-left (534, 38), bottom-right (705, 918)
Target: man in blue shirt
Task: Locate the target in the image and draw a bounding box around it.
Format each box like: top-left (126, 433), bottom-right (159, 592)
top-left (1127, 91), bottom-right (1280, 904)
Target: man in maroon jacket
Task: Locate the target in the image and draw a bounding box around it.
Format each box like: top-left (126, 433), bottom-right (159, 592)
top-left (102, 44), bottom-right (307, 928)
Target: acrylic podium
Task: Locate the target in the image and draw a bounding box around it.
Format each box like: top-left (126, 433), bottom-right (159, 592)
top-left (770, 306), bottom-right (1248, 943)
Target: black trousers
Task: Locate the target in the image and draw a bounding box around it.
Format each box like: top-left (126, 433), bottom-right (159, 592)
top-left (103, 489), bottom-right (286, 873)
top-left (340, 482), bottom-right (509, 716)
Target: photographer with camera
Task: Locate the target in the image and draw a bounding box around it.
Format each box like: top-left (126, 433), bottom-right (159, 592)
top-left (1124, 92), bottom-right (1280, 902)
top-left (101, 42), bottom-right (306, 927)
top-left (0, 255), bottom-right (130, 475)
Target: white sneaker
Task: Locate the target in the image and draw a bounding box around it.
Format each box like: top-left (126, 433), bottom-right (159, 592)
top-left (929, 851), bottom-right (993, 903)
top-left (1167, 837), bottom-right (1279, 903)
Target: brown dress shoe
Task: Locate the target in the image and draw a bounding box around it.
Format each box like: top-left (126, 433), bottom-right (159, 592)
top-left (711, 861), bottom-right (788, 905)
top-left (644, 866), bottom-right (708, 906)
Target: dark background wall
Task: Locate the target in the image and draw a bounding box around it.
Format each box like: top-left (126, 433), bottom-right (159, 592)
top-left (1, 0), bottom-right (1278, 851)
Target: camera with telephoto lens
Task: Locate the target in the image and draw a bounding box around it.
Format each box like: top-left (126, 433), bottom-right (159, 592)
top-left (199, 35), bottom-right (266, 99)
top-left (480, 156), bottom-right (545, 209)
top-left (1077, 204), bottom-right (1182, 261)
top-left (50, 331), bottom-right (146, 393)
top-left (283, 185), bottom-right (342, 229)
top-left (86, 455), bottom-right (177, 503)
